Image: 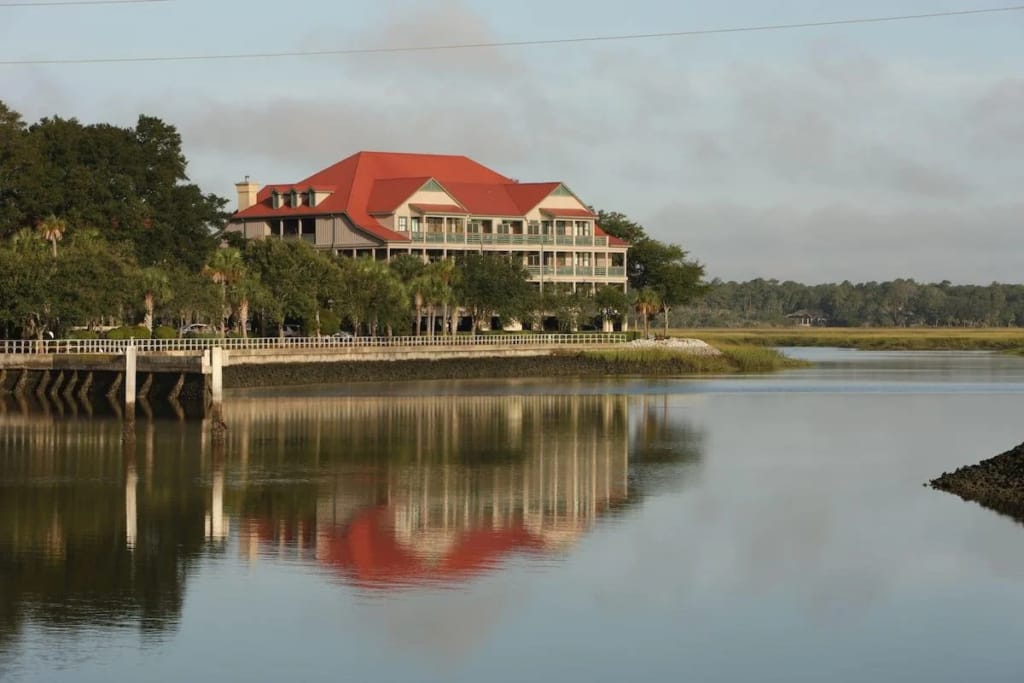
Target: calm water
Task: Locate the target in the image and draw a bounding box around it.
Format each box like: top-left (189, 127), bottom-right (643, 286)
top-left (3, 349), bottom-right (1024, 682)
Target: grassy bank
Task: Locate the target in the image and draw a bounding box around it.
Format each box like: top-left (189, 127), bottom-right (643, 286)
top-left (224, 345), bottom-right (803, 389)
top-left (579, 345), bottom-right (806, 373)
top-left (674, 327), bottom-right (1024, 351)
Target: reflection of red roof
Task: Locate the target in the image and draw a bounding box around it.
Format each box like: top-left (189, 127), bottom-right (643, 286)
top-left (318, 506), bottom-right (545, 589)
top-left (231, 152), bottom-right (628, 247)
top-left (410, 203), bottom-right (469, 215)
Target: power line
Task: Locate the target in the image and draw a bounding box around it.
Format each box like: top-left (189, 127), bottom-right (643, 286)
top-left (0, 0), bottom-right (168, 6)
top-left (1, 4), bottom-right (1022, 66)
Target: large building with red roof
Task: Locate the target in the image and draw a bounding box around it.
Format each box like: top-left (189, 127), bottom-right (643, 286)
top-left (227, 151), bottom-right (629, 292)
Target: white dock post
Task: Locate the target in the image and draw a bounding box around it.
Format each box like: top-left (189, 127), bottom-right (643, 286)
top-left (124, 343), bottom-right (138, 411)
top-left (211, 347), bottom-right (224, 405)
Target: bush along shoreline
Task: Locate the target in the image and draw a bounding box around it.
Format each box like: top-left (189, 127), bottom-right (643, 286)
top-left (931, 442), bottom-right (1024, 523)
top-left (222, 344), bottom-right (806, 389)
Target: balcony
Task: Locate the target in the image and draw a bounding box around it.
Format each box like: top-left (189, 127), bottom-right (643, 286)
top-left (408, 233), bottom-right (610, 247)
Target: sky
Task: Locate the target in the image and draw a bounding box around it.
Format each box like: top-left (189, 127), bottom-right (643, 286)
top-left (1, 0), bottom-right (1021, 284)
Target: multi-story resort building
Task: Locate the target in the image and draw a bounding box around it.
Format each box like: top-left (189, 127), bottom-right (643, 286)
top-left (226, 151), bottom-right (628, 293)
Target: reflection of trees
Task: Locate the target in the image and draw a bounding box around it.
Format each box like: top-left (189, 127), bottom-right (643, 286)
top-left (0, 390), bottom-right (706, 646)
top-left (0, 415), bottom-right (208, 649)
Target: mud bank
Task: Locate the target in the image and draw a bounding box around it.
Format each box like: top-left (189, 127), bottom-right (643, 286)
top-left (222, 352), bottom-right (737, 389)
top-left (931, 442), bottom-right (1024, 521)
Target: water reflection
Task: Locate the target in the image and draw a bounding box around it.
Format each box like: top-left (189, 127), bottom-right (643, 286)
top-left (0, 392), bottom-right (701, 646)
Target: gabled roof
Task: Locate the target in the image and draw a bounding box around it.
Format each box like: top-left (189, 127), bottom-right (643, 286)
top-left (232, 151), bottom-right (624, 245)
top-left (366, 177), bottom-right (432, 214)
top-left (410, 203), bottom-right (469, 215)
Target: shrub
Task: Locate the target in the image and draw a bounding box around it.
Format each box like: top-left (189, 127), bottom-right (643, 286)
top-left (318, 309), bottom-right (341, 336)
top-left (67, 329), bottom-right (99, 340)
top-left (105, 325), bottom-right (150, 340)
top-left (153, 325), bottom-right (178, 339)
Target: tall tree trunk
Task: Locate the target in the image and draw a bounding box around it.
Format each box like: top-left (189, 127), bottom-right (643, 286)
top-left (144, 293), bottom-right (155, 333)
top-left (239, 298), bottom-right (250, 339)
top-left (427, 306), bottom-right (436, 339)
top-left (663, 305), bottom-right (670, 335)
top-left (50, 238), bottom-right (57, 259)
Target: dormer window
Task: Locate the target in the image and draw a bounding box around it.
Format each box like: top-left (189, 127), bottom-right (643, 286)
top-left (307, 189), bottom-right (316, 206)
top-left (290, 189), bottom-right (300, 207)
top-left (271, 190), bottom-right (281, 209)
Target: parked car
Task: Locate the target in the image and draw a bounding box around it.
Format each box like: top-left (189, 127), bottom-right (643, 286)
top-left (179, 323), bottom-right (212, 337)
top-left (331, 331), bottom-right (353, 340)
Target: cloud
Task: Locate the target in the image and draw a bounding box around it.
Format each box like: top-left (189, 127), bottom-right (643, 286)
top-left (644, 201), bottom-right (1024, 284)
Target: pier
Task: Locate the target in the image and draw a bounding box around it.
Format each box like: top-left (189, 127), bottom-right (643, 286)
top-left (0, 334), bottom-right (628, 419)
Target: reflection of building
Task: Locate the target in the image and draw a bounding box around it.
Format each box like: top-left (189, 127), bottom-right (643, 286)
top-left (229, 395), bottom-right (630, 588)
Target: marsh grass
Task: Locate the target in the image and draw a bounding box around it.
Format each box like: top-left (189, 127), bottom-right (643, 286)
top-left (674, 328), bottom-right (1024, 351)
top-left (578, 344), bottom-right (805, 374)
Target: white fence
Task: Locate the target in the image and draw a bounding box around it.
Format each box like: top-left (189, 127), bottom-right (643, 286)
top-left (0, 333), bottom-right (628, 355)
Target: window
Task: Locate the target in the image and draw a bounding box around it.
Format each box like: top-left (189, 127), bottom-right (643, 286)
top-left (498, 221), bottom-right (512, 234)
top-left (468, 220), bottom-right (482, 234)
top-left (527, 221), bottom-right (540, 235)
top-left (541, 220), bottom-right (553, 235)
top-left (398, 216), bottom-right (408, 232)
top-left (576, 221), bottom-right (592, 236)
top-left (290, 190), bottom-right (300, 207)
top-left (307, 189), bottom-right (317, 206)
top-left (556, 220), bottom-right (570, 235)
top-left (271, 191), bottom-right (281, 209)
top-left (411, 217), bottom-right (421, 233)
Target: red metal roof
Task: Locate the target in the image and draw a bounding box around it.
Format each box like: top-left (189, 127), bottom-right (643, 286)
top-left (410, 203), bottom-right (469, 215)
top-left (232, 152), bottom-right (627, 246)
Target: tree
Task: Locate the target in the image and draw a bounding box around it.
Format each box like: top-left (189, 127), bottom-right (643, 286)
top-left (595, 285), bottom-right (628, 332)
top-left (1, 103), bottom-right (226, 269)
top-left (243, 240), bottom-right (320, 337)
top-left (204, 248), bottom-right (245, 336)
top-left (389, 254), bottom-right (427, 335)
top-left (137, 266), bottom-right (171, 333)
top-left (35, 215), bottom-right (65, 258)
top-left (634, 288), bottom-right (661, 337)
top-left (456, 254), bottom-right (534, 333)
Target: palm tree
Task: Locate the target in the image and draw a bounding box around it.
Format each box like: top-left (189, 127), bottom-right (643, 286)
top-left (36, 215), bottom-right (66, 258)
top-left (203, 247), bottom-right (244, 337)
top-left (427, 259), bottom-right (459, 336)
top-left (634, 288), bottom-right (661, 337)
top-left (139, 266), bottom-right (171, 333)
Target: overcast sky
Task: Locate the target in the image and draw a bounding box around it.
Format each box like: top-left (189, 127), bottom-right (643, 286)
top-left (1, 0), bottom-right (1021, 284)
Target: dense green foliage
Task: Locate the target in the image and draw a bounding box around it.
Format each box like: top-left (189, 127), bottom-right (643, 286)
top-left (679, 278), bottom-right (1024, 328)
top-left (0, 101), bottom-right (226, 271)
top-left (597, 210), bottom-right (707, 332)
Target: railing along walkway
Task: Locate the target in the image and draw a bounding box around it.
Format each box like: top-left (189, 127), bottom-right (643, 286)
top-left (0, 333), bottom-right (628, 355)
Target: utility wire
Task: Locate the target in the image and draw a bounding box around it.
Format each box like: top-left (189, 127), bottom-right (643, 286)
top-left (0, 0), bottom-right (168, 6)
top-left (1, 4), bottom-right (1022, 65)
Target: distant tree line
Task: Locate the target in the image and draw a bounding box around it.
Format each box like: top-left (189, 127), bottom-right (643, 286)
top-left (677, 278), bottom-right (1024, 328)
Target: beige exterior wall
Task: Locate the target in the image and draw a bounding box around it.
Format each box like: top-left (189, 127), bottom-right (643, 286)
top-left (392, 188), bottom-right (462, 232)
top-left (225, 221), bottom-right (271, 239)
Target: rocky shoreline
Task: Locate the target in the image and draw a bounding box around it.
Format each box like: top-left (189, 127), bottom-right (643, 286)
top-left (931, 441), bottom-right (1024, 521)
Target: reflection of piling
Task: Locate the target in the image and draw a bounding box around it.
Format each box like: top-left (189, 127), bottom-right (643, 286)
top-left (207, 347), bottom-right (227, 440)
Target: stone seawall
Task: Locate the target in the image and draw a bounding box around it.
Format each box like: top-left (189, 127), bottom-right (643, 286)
top-left (223, 353), bottom-right (715, 388)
